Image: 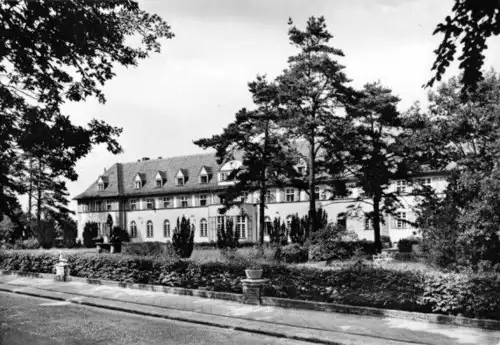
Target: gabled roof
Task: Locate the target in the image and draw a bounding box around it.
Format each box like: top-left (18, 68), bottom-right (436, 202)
top-left (199, 166), bottom-right (213, 175)
top-left (155, 171), bottom-right (167, 180)
top-left (176, 169), bottom-right (189, 178)
top-left (97, 175), bottom-right (109, 184)
top-left (74, 153), bottom-right (222, 200)
top-left (134, 173), bottom-right (146, 181)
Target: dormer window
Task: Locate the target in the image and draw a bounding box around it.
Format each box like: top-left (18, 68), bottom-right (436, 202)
top-left (297, 166), bottom-right (305, 175)
top-left (199, 166), bottom-right (212, 184)
top-left (154, 171), bottom-right (166, 188)
top-left (97, 176), bottom-right (108, 191)
top-left (176, 169), bottom-right (188, 186)
top-left (134, 173), bottom-right (145, 189)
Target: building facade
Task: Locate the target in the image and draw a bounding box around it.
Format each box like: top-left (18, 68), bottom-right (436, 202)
top-left (74, 153), bottom-right (447, 245)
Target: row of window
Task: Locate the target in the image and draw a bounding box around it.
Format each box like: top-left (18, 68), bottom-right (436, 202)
top-left (129, 216), bottom-right (248, 239)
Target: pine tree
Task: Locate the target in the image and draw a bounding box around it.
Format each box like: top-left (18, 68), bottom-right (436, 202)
top-left (277, 16), bottom-right (355, 235)
top-left (195, 76), bottom-right (299, 245)
top-left (335, 82), bottom-right (409, 252)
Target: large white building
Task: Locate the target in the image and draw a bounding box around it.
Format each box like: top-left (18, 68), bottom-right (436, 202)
top-left (74, 153), bottom-right (447, 245)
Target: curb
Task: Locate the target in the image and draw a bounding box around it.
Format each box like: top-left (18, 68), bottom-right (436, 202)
top-left (2, 269), bottom-right (500, 331)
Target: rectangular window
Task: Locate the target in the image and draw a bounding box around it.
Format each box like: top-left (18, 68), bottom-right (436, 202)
top-left (146, 198), bottom-right (154, 210)
top-left (297, 166), bottom-right (305, 175)
top-left (396, 212), bottom-right (407, 229)
top-left (396, 180), bottom-right (407, 194)
top-left (365, 217), bottom-right (372, 231)
top-left (264, 190), bottom-right (273, 203)
top-left (286, 188), bottom-right (295, 202)
top-left (199, 195), bottom-right (207, 206)
top-left (96, 201), bottom-right (102, 211)
top-left (220, 172), bottom-right (229, 182)
top-left (130, 199), bottom-right (137, 210)
top-left (181, 196), bottom-right (188, 208)
top-left (98, 183), bottom-right (104, 191)
top-left (216, 216), bottom-right (225, 232)
top-left (177, 177), bottom-right (184, 186)
top-left (135, 181), bottom-right (141, 189)
top-left (155, 179), bottom-right (162, 188)
top-left (236, 216), bottom-right (246, 239)
top-left (106, 200), bottom-right (112, 211)
top-left (162, 197), bottom-right (170, 208)
top-left (200, 175), bottom-right (208, 184)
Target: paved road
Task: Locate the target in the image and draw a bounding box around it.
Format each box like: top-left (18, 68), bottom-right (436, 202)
top-left (0, 292), bottom-right (310, 345)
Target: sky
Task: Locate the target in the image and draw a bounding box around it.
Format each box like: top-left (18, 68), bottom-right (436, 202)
top-left (63, 0), bottom-right (500, 212)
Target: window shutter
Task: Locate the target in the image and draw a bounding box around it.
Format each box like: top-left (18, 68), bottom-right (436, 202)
top-left (391, 216), bottom-right (397, 229)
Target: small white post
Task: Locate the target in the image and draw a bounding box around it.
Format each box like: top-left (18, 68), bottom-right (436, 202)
top-left (55, 253), bottom-right (70, 282)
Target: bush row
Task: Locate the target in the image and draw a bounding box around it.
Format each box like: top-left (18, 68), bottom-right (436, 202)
top-left (1, 251), bottom-right (499, 320)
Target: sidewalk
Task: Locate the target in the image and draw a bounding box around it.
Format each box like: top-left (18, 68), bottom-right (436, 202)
top-left (0, 274), bottom-right (499, 345)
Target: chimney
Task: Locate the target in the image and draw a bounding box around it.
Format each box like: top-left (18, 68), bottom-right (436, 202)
top-left (142, 157), bottom-right (150, 161)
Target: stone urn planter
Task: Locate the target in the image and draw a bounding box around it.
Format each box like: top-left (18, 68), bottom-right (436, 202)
top-left (245, 269), bottom-right (263, 280)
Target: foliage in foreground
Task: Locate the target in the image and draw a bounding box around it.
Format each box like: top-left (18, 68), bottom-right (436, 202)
top-left (1, 251), bottom-right (500, 320)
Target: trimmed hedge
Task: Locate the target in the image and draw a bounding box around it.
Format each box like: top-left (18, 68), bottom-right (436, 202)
top-left (1, 251), bottom-right (500, 320)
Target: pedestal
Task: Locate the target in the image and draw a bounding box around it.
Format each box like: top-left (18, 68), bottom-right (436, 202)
top-left (55, 262), bottom-right (70, 282)
top-left (241, 279), bottom-right (269, 305)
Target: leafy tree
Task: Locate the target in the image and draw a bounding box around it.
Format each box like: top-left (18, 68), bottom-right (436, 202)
top-left (428, 0), bottom-right (500, 93)
top-left (411, 71), bottom-right (500, 268)
top-left (0, 1), bottom-right (173, 223)
top-left (333, 82), bottom-right (410, 252)
top-left (277, 16), bottom-right (355, 234)
top-left (216, 218), bottom-right (239, 250)
top-left (59, 216), bottom-right (77, 248)
top-left (83, 222), bottom-right (98, 248)
top-left (172, 216), bottom-right (194, 258)
top-left (195, 76), bottom-right (298, 245)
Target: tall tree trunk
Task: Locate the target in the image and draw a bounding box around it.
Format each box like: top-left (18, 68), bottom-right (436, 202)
top-left (259, 117), bottom-right (270, 246)
top-left (308, 137), bottom-right (316, 235)
top-left (36, 162), bottom-right (43, 229)
top-left (259, 183), bottom-right (266, 246)
top-left (373, 194), bottom-right (382, 253)
top-left (27, 156), bottom-right (33, 238)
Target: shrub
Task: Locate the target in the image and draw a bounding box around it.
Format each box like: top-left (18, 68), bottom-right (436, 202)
top-left (13, 238), bottom-right (40, 250)
top-left (2, 250), bottom-right (500, 319)
top-left (278, 243), bottom-right (308, 263)
top-left (112, 226), bottom-right (130, 242)
top-left (381, 235), bottom-right (392, 248)
top-left (83, 222), bottom-right (98, 248)
top-left (398, 238), bottom-right (417, 253)
top-left (269, 217), bottom-right (288, 246)
top-left (216, 218), bottom-right (239, 250)
top-left (172, 216), bottom-right (194, 258)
